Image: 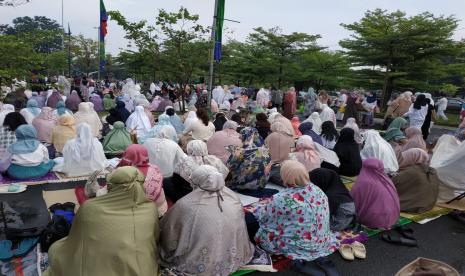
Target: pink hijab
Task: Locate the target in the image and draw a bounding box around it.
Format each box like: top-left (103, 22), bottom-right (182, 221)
top-left (398, 148), bottom-right (429, 170)
top-left (117, 144), bottom-right (167, 216)
top-left (290, 135), bottom-right (321, 172)
top-left (291, 116), bottom-right (302, 136)
top-left (396, 127), bottom-right (427, 152)
top-left (350, 158), bottom-right (400, 229)
top-left (211, 99), bottom-right (219, 113)
top-left (32, 107), bottom-right (57, 143)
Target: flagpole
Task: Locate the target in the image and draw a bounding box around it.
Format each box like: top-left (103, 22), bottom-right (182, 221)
top-left (207, 0), bottom-right (219, 109)
top-left (68, 24), bottom-right (71, 77)
top-left (97, 26), bottom-right (101, 81)
top-left (61, 0), bottom-right (64, 50)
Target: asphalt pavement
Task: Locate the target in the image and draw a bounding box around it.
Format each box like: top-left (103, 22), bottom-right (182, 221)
top-left (250, 215), bottom-right (465, 276)
top-left (251, 121), bottom-right (461, 276)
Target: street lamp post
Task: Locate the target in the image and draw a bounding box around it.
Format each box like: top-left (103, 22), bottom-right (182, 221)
top-left (207, 0), bottom-right (219, 109)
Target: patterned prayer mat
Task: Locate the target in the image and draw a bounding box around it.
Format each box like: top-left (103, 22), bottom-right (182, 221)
top-left (0, 172), bottom-right (59, 186)
top-left (54, 168), bottom-right (111, 181)
top-left (0, 168), bottom-right (111, 187)
top-left (400, 206), bottom-right (451, 222)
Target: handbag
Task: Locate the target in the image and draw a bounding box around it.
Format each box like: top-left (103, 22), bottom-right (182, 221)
top-left (39, 214), bottom-right (70, 252)
top-left (431, 109), bottom-right (438, 123)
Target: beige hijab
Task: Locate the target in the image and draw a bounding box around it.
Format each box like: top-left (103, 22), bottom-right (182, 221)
top-left (52, 114), bottom-right (77, 153)
top-left (159, 165), bottom-right (254, 275)
top-left (289, 135), bottom-right (321, 172)
top-left (74, 102), bottom-right (103, 137)
top-left (280, 160), bottom-right (310, 187)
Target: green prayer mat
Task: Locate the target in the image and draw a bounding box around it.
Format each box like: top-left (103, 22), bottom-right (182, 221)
top-left (363, 217), bottom-right (412, 237)
top-left (231, 270), bottom-right (255, 276)
top-left (400, 206), bottom-right (451, 222)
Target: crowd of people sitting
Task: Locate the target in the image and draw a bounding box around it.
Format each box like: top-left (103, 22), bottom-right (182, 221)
top-left (1, 79), bottom-right (464, 275)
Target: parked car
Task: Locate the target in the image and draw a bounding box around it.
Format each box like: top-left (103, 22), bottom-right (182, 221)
top-left (446, 98), bottom-right (464, 114)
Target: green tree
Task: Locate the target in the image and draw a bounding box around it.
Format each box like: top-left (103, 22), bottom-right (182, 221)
top-left (108, 10), bottom-right (160, 80)
top-left (71, 34), bottom-right (98, 75)
top-left (440, 83), bottom-right (459, 95)
top-left (0, 35), bottom-right (42, 85)
top-left (221, 40), bottom-right (277, 87)
top-left (295, 51), bottom-right (352, 91)
top-left (2, 16), bottom-right (63, 53)
top-left (340, 9), bottom-right (459, 108)
top-left (248, 27), bottom-right (321, 88)
top-left (155, 7), bottom-right (209, 85)
top-left (110, 6), bottom-right (209, 94)
top-left (44, 50), bottom-right (67, 76)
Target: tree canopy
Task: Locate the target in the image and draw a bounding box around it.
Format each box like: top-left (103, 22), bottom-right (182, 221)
top-left (340, 9), bottom-right (462, 107)
top-left (0, 8), bottom-right (463, 98)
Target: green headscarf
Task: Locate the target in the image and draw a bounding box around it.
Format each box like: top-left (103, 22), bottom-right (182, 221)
top-left (45, 166), bottom-right (159, 276)
top-left (384, 117), bottom-right (408, 142)
top-left (103, 121), bottom-right (133, 154)
top-left (103, 94), bottom-right (116, 110)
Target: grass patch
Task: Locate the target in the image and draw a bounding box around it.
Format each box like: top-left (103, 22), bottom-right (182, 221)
top-left (435, 112), bottom-right (460, 127)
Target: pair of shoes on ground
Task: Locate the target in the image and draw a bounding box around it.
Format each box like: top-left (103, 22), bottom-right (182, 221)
top-left (382, 226), bottom-right (417, 247)
top-left (338, 241), bottom-right (366, 261)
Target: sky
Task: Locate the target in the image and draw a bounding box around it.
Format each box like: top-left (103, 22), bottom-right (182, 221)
top-left (1, 0), bottom-right (464, 55)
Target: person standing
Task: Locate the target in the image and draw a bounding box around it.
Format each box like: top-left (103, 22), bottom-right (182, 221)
top-left (421, 98), bottom-right (435, 140)
top-left (436, 97), bottom-right (448, 121)
top-left (361, 92), bottom-right (377, 127)
top-left (283, 87), bottom-right (297, 119)
top-left (336, 90), bottom-right (348, 121)
top-left (303, 87), bottom-right (317, 117)
top-left (403, 94), bottom-right (428, 129)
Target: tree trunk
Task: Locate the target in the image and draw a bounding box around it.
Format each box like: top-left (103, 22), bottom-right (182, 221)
top-left (381, 51), bottom-right (393, 110)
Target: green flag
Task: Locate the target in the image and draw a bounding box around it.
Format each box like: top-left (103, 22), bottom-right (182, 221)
top-left (214, 0), bottom-right (225, 61)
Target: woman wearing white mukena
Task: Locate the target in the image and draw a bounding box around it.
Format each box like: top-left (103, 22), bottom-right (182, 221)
top-left (436, 97), bottom-right (448, 121)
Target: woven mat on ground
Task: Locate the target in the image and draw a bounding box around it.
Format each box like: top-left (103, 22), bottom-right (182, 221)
top-left (363, 217), bottom-right (412, 237)
top-left (42, 189), bottom-right (79, 212)
top-left (437, 197), bottom-right (465, 211)
top-left (0, 172), bottom-right (59, 186)
top-left (400, 206), bottom-right (451, 222)
top-left (54, 168), bottom-right (111, 182)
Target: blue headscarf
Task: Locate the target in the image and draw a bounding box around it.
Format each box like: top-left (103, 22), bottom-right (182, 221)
top-left (299, 122), bottom-right (323, 145)
top-left (26, 99), bottom-right (41, 116)
top-left (240, 127), bottom-right (264, 149)
top-left (138, 114), bottom-right (177, 144)
top-left (56, 100), bottom-right (71, 116)
top-left (167, 114), bottom-right (185, 134)
top-left (8, 125), bottom-right (41, 154)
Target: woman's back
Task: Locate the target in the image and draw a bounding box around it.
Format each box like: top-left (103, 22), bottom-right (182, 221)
top-left (45, 167), bottom-right (159, 276)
